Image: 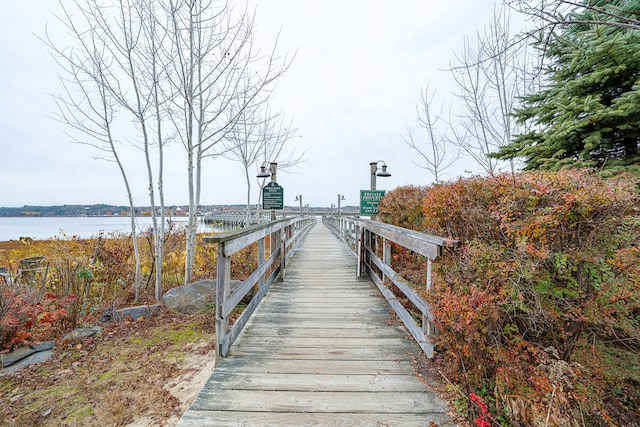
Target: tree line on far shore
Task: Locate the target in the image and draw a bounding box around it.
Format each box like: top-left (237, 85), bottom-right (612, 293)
top-left (0, 204), bottom-right (250, 218)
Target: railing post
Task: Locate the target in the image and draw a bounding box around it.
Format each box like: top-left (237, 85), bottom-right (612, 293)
top-left (258, 236), bottom-right (265, 291)
top-left (423, 258), bottom-right (433, 337)
top-left (383, 238), bottom-right (392, 285)
top-left (270, 228), bottom-right (278, 262)
top-left (215, 242), bottom-right (230, 366)
top-left (356, 226), bottom-right (363, 278)
top-left (280, 224), bottom-right (286, 280)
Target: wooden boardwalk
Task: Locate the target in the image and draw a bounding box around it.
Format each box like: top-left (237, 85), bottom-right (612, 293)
top-left (178, 222), bottom-right (453, 426)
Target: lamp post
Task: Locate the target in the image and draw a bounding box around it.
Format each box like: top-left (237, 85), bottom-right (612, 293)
top-left (337, 194), bottom-right (345, 218)
top-left (257, 162), bottom-right (278, 220)
top-left (330, 203), bottom-right (335, 215)
top-left (295, 195), bottom-right (303, 216)
top-left (369, 160), bottom-right (391, 190)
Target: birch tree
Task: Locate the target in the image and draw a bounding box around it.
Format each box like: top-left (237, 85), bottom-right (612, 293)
top-left (47, 0), bottom-right (293, 293)
top-left (162, 0), bottom-right (292, 284)
top-left (90, 0), bottom-right (167, 301)
top-left (45, 1), bottom-right (147, 300)
top-left (47, 0), bottom-right (171, 301)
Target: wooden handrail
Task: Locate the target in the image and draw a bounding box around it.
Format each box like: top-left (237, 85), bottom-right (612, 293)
top-left (203, 210), bottom-right (295, 227)
top-left (203, 216), bottom-right (315, 364)
top-left (323, 215), bottom-right (458, 358)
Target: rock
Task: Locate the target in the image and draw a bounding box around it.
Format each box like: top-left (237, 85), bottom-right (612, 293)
top-left (30, 341), bottom-right (55, 352)
top-left (1, 347), bottom-right (36, 368)
top-left (99, 305), bottom-right (161, 323)
top-left (99, 309), bottom-right (113, 322)
top-left (0, 340), bottom-right (57, 375)
top-left (162, 279), bottom-right (253, 314)
top-left (1, 350), bottom-right (53, 376)
top-left (63, 327), bottom-right (101, 342)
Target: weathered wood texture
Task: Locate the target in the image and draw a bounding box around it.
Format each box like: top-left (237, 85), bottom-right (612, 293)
top-left (178, 222), bottom-right (453, 426)
top-left (324, 216), bottom-right (458, 359)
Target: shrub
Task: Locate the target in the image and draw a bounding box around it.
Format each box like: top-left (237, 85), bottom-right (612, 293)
top-left (0, 290), bottom-right (76, 349)
top-left (379, 185), bottom-right (429, 230)
top-left (381, 170), bottom-right (640, 425)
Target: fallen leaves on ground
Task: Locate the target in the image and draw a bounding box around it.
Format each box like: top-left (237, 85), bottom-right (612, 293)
top-left (1, 308), bottom-right (216, 426)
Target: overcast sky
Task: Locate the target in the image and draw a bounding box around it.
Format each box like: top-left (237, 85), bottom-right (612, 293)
top-left (0, 0), bottom-right (503, 209)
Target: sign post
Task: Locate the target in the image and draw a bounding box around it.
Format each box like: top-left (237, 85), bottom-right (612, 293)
top-left (359, 190), bottom-right (385, 216)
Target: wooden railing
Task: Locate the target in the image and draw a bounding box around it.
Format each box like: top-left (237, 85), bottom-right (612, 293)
top-left (203, 216), bottom-right (315, 364)
top-left (203, 210), bottom-right (295, 227)
top-left (324, 215), bottom-right (458, 358)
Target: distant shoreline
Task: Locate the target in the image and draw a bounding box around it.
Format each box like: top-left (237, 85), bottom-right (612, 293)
top-left (0, 214), bottom-right (190, 218)
top-left (0, 216), bottom-right (196, 242)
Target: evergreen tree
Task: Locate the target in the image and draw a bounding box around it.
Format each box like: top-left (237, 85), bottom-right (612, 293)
top-left (495, 0), bottom-right (640, 172)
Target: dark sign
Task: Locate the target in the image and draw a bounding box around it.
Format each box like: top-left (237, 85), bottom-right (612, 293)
top-left (263, 182), bottom-right (284, 210)
top-left (359, 190), bottom-right (385, 215)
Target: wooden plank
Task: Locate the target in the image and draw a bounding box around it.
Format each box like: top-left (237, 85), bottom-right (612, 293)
top-left (235, 336), bottom-right (416, 349)
top-left (241, 326), bottom-right (407, 339)
top-left (249, 305), bottom-right (392, 315)
top-left (210, 358), bottom-right (414, 375)
top-left (239, 319), bottom-right (397, 329)
top-left (248, 315), bottom-right (394, 323)
top-left (178, 411), bottom-right (452, 427)
top-left (188, 390), bottom-right (448, 413)
top-left (228, 347), bottom-right (416, 360)
top-left (346, 217), bottom-right (458, 258)
top-left (204, 217), bottom-right (313, 256)
top-left (214, 248), bottom-right (230, 364)
top-left (261, 294), bottom-right (386, 302)
top-left (203, 372), bottom-right (428, 392)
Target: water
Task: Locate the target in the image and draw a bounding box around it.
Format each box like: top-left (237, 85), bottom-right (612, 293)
top-left (0, 216), bottom-right (214, 241)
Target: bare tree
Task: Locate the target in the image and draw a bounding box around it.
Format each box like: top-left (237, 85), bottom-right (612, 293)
top-left (507, 0), bottom-right (640, 31)
top-left (222, 98), bottom-right (271, 225)
top-left (162, 0), bottom-right (293, 284)
top-left (403, 84), bottom-right (458, 183)
top-left (254, 112), bottom-right (304, 211)
top-left (137, 0), bottom-right (172, 299)
top-left (449, 4), bottom-right (538, 175)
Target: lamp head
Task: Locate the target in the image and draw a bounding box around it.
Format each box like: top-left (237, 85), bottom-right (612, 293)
top-left (256, 165), bottom-right (270, 178)
top-left (376, 164), bottom-right (391, 177)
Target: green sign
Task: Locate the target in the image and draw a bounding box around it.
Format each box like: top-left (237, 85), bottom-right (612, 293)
top-left (263, 182), bottom-right (284, 210)
top-left (360, 190), bottom-right (385, 215)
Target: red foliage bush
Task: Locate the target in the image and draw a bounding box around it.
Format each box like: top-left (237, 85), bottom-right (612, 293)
top-left (380, 170), bottom-right (640, 425)
top-left (0, 290), bottom-right (76, 349)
